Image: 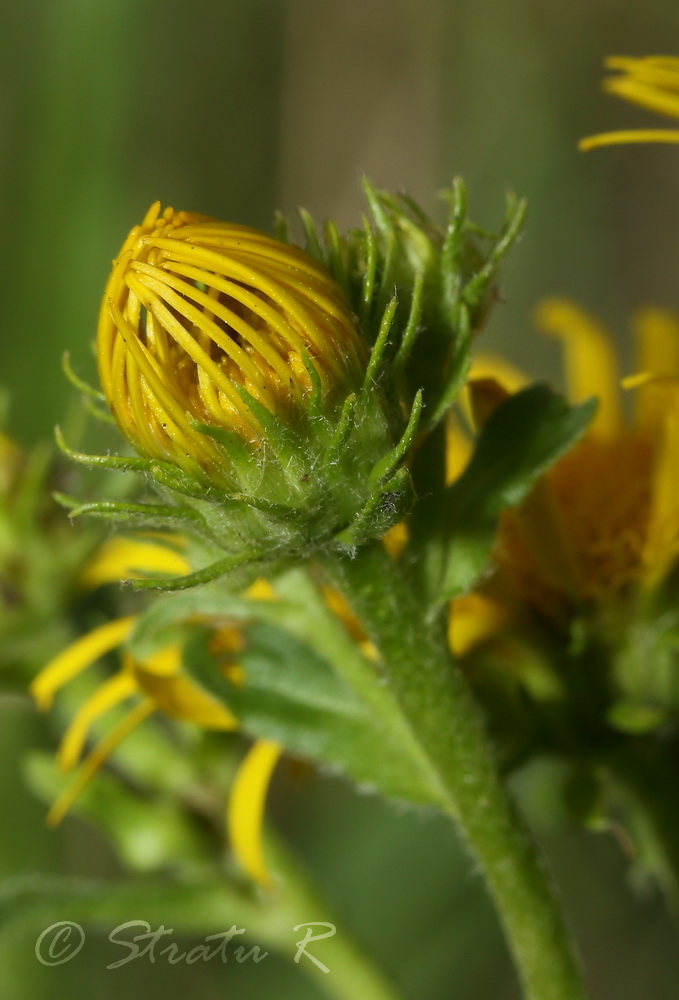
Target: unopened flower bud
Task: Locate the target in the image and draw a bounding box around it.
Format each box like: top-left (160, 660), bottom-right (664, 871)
top-left (98, 202), bottom-right (366, 482)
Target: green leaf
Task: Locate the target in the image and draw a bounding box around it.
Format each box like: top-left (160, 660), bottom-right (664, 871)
top-left (422, 385), bottom-right (596, 603)
top-left (185, 622), bottom-right (443, 807)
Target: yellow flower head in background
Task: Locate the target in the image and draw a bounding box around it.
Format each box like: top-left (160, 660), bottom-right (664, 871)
top-left (452, 302), bottom-right (679, 637)
top-left (98, 202), bottom-right (366, 481)
top-left (581, 55), bottom-right (679, 150)
top-left (505, 301), bottom-right (679, 607)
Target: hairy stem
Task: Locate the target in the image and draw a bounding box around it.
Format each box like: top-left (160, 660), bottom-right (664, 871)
top-left (323, 540), bottom-right (589, 1000)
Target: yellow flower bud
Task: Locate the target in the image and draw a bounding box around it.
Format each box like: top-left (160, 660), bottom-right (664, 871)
top-left (97, 203), bottom-right (366, 480)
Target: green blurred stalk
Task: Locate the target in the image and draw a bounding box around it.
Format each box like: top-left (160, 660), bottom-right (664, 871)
top-left (0, 831), bottom-right (404, 1000)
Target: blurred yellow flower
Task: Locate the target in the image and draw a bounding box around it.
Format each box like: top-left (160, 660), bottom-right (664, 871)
top-left (581, 55), bottom-right (679, 150)
top-left (98, 203), bottom-right (366, 481)
top-left (31, 536), bottom-right (281, 887)
top-left (449, 301), bottom-right (679, 644)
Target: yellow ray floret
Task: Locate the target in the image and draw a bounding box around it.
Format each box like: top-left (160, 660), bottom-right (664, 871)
top-left (227, 739), bottom-right (282, 887)
top-left (47, 700), bottom-right (157, 827)
top-left (31, 616), bottom-right (136, 710)
top-left (623, 374), bottom-right (679, 586)
top-left (581, 55), bottom-right (679, 150)
top-left (33, 615), bottom-right (238, 824)
top-left (98, 203), bottom-right (366, 478)
top-left (534, 298), bottom-right (622, 439)
top-left (80, 536), bottom-right (191, 589)
top-left (448, 593), bottom-right (510, 657)
top-left (132, 646), bottom-right (238, 730)
top-left (632, 309), bottom-right (679, 431)
top-left (56, 671), bottom-right (138, 772)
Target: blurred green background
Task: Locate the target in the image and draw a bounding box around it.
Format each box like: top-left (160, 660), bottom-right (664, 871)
top-left (2, 1), bottom-right (679, 997)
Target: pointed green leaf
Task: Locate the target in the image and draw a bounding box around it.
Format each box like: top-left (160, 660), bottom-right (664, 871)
top-left (424, 385), bottom-right (596, 602)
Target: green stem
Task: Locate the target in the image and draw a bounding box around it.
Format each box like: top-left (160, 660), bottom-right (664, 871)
top-left (323, 540), bottom-right (589, 1000)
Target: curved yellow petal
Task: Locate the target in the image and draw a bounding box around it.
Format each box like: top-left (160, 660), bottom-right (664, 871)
top-left (244, 579), bottom-right (277, 601)
top-left (580, 129), bottom-right (679, 151)
top-left (80, 537), bottom-right (191, 589)
top-left (56, 672), bottom-right (138, 772)
top-left (466, 377), bottom-right (511, 429)
top-left (133, 646), bottom-right (239, 730)
top-left (634, 307), bottom-right (679, 377)
top-left (47, 700), bottom-right (156, 826)
top-left (458, 354), bottom-right (529, 437)
top-left (632, 308), bottom-right (679, 430)
top-left (448, 593), bottom-right (509, 657)
top-left (383, 521), bottom-right (408, 559)
top-left (31, 616), bottom-right (136, 710)
top-left (629, 376), bottom-right (679, 585)
top-left (534, 298), bottom-right (622, 438)
top-left (321, 585), bottom-right (368, 645)
top-left (134, 644), bottom-right (182, 677)
top-left (604, 56), bottom-right (679, 91)
top-left (603, 68), bottom-right (679, 121)
top-left (227, 740), bottom-right (282, 887)
top-left (445, 416), bottom-right (473, 485)
top-left (581, 56), bottom-right (679, 150)
top-left (469, 353), bottom-right (529, 393)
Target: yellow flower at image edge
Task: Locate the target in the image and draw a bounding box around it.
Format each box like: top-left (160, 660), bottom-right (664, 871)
top-left (449, 301), bottom-right (679, 641)
top-left (99, 202), bottom-right (366, 480)
top-left (31, 537), bottom-right (282, 888)
top-left (581, 55), bottom-right (679, 150)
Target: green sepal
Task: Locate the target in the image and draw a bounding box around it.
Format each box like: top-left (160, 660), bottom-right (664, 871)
top-left (424, 302), bottom-right (472, 430)
top-left (82, 396), bottom-right (117, 424)
top-left (61, 352), bottom-right (106, 402)
top-left (297, 205), bottom-right (324, 261)
top-left (231, 384), bottom-right (307, 479)
top-left (323, 392), bottom-right (358, 464)
top-left (149, 463), bottom-right (215, 499)
top-left (336, 466), bottom-right (414, 549)
top-left (54, 426), bottom-right (154, 474)
top-left (392, 271), bottom-right (424, 376)
top-left (362, 297), bottom-right (398, 389)
top-left (358, 216), bottom-right (379, 331)
top-left (58, 497), bottom-right (210, 536)
top-left (130, 549), bottom-right (268, 592)
top-left (461, 193), bottom-right (527, 316)
top-left (368, 389), bottom-right (422, 487)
